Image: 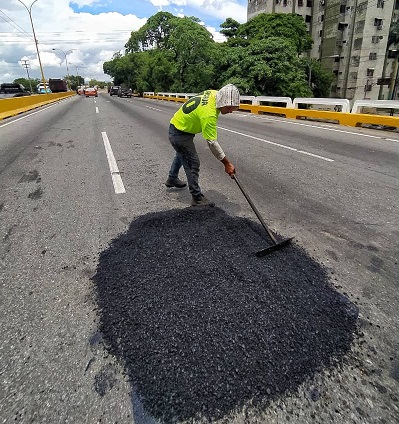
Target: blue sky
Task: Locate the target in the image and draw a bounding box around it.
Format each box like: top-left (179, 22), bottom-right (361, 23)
top-left (1, 0), bottom-right (248, 83)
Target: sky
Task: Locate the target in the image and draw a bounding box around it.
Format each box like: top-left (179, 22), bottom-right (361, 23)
top-left (0, 0), bottom-right (248, 86)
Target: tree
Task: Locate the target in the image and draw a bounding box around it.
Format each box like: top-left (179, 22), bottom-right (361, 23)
top-left (216, 38), bottom-right (312, 97)
top-left (125, 11), bottom-right (176, 53)
top-left (220, 18), bottom-right (241, 40)
top-left (167, 17), bottom-right (215, 91)
top-left (304, 58), bottom-right (334, 97)
top-left (236, 13), bottom-right (313, 54)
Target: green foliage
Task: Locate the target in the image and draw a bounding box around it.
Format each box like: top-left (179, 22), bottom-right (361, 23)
top-left (388, 21), bottom-right (399, 49)
top-left (125, 11), bottom-right (176, 53)
top-left (220, 18), bottom-right (241, 40)
top-left (68, 75), bottom-right (84, 90)
top-left (236, 13), bottom-right (313, 53)
top-left (214, 38), bottom-right (312, 97)
top-left (13, 77), bottom-right (40, 92)
top-left (104, 11), bottom-right (328, 98)
top-left (305, 58), bottom-right (334, 98)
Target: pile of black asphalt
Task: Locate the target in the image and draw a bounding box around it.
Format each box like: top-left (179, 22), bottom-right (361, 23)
top-left (92, 207), bottom-right (359, 423)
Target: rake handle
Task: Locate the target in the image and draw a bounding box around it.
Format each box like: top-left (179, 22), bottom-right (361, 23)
top-left (232, 174), bottom-right (278, 244)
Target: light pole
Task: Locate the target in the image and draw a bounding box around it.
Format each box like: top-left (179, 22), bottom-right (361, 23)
top-left (52, 48), bottom-right (74, 90)
top-left (17, 0), bottom-right (47, 89)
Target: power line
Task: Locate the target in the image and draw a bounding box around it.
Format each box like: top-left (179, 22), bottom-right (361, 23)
top-left (0, 9), bottom-right (34, 41)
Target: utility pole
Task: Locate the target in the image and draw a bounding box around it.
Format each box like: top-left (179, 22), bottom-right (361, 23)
top-left (20, 59), bottom-right (33, 92)
top-left (17, 0), bottom-right (47, 90)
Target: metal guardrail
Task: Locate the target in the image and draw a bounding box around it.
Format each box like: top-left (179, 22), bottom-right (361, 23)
top-left (0, 92), bottom-right (76, 121)
top-left (143, 92), bottom-right (399, 129)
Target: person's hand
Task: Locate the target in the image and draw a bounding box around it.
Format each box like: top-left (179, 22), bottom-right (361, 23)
top-left (223, 159), bottom-right (235, 176)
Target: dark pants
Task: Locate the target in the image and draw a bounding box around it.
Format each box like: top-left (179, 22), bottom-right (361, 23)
top-left (168, 124), bottom-right (201, 198)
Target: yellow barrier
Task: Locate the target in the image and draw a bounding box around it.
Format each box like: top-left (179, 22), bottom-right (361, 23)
top-left (144, 94), bottom-right (399, 129)
top-left (0, 92), bottom-right (76, 121)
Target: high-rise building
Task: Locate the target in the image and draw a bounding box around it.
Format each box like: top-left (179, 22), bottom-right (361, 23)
top-left (247, 0), bottom-right (399, 101)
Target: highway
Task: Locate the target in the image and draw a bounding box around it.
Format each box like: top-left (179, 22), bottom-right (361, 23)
top-left (0, 93), bottom-right (398, 423)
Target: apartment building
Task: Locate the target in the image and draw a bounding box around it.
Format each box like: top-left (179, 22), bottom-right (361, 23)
top-left (247, 0), bottom-right (399, 101)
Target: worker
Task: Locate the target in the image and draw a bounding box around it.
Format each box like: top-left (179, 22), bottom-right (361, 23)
top-left (165, 83), bottom-right (240, 207)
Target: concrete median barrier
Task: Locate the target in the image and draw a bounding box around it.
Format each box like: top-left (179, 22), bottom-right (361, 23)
top-left (0, 92), bottom-right (76, 121)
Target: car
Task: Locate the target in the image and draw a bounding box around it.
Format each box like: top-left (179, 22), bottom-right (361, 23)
top-left (37, 83), bottom-right (52, 94)
top-left (109, 86), bottom-right (120, 96)
top-left (118, 87), bottom-right (132, 98)
top-left (84, 87), bottom-right (98, 97)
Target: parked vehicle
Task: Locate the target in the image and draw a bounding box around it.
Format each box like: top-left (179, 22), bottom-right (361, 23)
top-left (84, 87), bottom-right (98, 97)
top-left (109, 86), bottom-right (120, 96)
top-left (0, 83), bottom-right (31, 97)
top-left (48, 78), bottom-right (67, 93)
top-left (118, 87), bottom-right (132, 98)
top-left (37, 83), bottom-right (52, 94)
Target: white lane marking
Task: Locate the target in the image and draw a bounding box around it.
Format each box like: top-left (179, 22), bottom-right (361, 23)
top-left (96, 107), bottom-right (99, 114)
top-left (101, 131), bottom-right (126, 194)
top-left (218, 126), bottom-right (334, 162)
top-left (241, 113), bottom-right (399, 143)
top-left (145, 106), bottom-right (163, 112)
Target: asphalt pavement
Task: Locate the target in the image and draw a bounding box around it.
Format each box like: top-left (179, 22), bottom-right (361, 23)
top-left (0, 93), bottom-right (398, 423)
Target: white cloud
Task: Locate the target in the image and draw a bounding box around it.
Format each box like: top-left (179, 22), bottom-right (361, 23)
top-left (152, 0), bottom-right (247, 23)
top-left (0, 0), bottom-right (246, 84)
top-left (0, 0), bottom-right (146, 83)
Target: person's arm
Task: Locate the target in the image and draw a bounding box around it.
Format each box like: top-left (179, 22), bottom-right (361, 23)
top-left (206, 139), bottom-right (235, 176)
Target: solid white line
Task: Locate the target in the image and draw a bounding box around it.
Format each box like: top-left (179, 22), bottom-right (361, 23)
top-left (96, 107), bottom-right (99, 114)
top-left (101, 131), bottom-right (126, 194)
top-left (218, 126), bottom-right (334, 162)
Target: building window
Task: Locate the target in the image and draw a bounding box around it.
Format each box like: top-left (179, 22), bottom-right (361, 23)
top-left (357, 2), bottom-right (368, 13)
top-left (351, 55), bottom-right (360, 66)
top-left (298, 0), bottom-right (303, 6)
top-left (374, 18), bottom-right (383, 28)
top-left (367, 68), bottom-right (375, 77)
top-left (349, 72), bottom-right (358, 81)
top-left (305, 15), bottom-right (312, 23)
top-left (355, 20), bottom-right (365, 33)
top-left (372, 35), bottom-right (382, 43)
top-left (307, 0), bottom-right (312, 7)
top-left (369, 52), bottom-right (377, 60)
top-left (377, 0), bottom-right (385, 8)
top-left (319, 29), bottom-right (323, 37)
top-left (354, 38), bottom-right (363, 49)
top-left (340, 5), bottom-right (346, 13)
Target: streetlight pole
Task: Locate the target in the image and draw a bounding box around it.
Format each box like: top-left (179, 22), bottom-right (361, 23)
top-left (17, 0), bottom-right (47, 89)
top-left (52, 48), bottom-right (74, 90)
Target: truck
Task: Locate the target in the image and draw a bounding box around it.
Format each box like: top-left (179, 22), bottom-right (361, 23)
top-left (48, 78), bottom-right (67, 93)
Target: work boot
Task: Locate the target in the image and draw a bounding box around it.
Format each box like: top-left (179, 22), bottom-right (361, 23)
top-left (165, 177), bottom-right (187, 188)
top-left (191, 194), bottom-right (215, 207)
